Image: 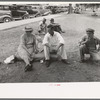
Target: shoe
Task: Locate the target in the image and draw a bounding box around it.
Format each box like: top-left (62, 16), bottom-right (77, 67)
top-left (62, 59), bottom-right (70, 64)
top-left (45, 60), bottom-right (51, 67)
top-left (25, 64), bottom-right (33, 72)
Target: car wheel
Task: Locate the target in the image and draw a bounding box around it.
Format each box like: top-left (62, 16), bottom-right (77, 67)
top-left (23, 15), bottom-right (29, 19)
top-left (3, 17), bottom-right (12, 23)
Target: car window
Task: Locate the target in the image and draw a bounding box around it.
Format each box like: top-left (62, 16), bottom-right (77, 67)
top-left (3, 6), bottom-right (9, 10)
top-left (0, 6), bottom-right (3, 10)
top-left (25, 6), bottom-right (31, 10)
top-left (19, 6), bottom-right (25, 10)
top-left (0, 5), bottom-right (9, 10)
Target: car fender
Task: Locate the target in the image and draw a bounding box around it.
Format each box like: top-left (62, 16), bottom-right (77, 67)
top-left (0, 14), bottom-right (12, 20)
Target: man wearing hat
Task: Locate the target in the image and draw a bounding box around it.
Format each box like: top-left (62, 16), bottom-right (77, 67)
top-left (38, 18), bottom-right (47, 35)
top-left (49, 18), bottom-right (64, 34)
top-left (79, 28), bottom-right (100, 62)
top-left (43, 25), bottom-right (69, 67)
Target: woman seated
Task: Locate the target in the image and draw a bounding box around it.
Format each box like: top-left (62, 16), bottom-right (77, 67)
top-left (16, 26), bottom-right (38, 72)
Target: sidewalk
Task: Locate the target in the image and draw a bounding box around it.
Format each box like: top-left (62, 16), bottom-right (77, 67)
top-left (0, 13), bottom-right (66, 31)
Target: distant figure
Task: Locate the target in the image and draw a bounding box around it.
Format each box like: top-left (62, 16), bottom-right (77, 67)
top-left (68, 4), bottom-right (73, 14)
top-left (38, 18), bottom-right (47, 35)
top-left (79, 28), bottom-right (100, 63)
top-left (16, 27), bottom-right (38, 72)
top-left (92, 10), bottom-right (97, 16)
top-left (49, 18), bottom-right (65, 34)
top-left (43, 25), bottom-right (69, 67)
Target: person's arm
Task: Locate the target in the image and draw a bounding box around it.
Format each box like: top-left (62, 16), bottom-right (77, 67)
top-left (20, 35), bottom-right (30, 55)
top-left (56, 43), bottom-right (64, 51)
top-left (45, 23), bottom-right (47, 33)
top-left (79, 36), bottom-right (87, 46)
top-left (33, 35), bottom-right (39, 53)
top-left (56, 32), bottom-right (65, 51)
top-left (39, 22), bottom-right (43, 30)
top-left (43, 34), bottom-right (50, 48)
top-left (96, 38), bottom-right (100, 51)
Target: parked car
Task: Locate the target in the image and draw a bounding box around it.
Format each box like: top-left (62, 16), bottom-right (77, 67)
top-left (0, 10), bottom-right (13, 22)
top-left (0, 5), bottom-right (29, 23)
top-left (14, 5), bottom-right (39, 18)
top-left (32, 5), bottom-right (51, 16)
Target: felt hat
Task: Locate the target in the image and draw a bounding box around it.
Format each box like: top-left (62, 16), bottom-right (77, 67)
top-left (86, 28), bottom-right (95, 33)
top-left (47, 24), bottom-right (54, 28)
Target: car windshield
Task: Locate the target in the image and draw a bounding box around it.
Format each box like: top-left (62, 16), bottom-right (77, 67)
top-left (0, 5), bottom-right (9, 10)
top-left (18, 6), bottom-right (32, 10)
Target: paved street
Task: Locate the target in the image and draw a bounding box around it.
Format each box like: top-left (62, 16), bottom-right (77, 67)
top-left (1, 13), bottom-right (100, 82)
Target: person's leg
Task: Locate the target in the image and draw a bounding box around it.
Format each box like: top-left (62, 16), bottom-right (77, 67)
top-left (44, 45), bottom-right (50, 60)
top-left (44, 45), bottom-right (51, 67)
top-left (17, 47), bottom-right (32, 72)
top-left (79, 44), bottom-right (89, 62)
top-left (58, 45), bottom-right (69, 64)
top-left (58, 26), bottom-right (62, 32)
top-left (58, 26), bottom-right (65, 33)
top-left (23, 56), bottom-right (30, 65)
top-left (59, 45), bottom-right (67, 59)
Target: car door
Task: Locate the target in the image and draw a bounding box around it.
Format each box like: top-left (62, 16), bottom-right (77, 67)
top-left (9, 6), bottom-right (20, 18)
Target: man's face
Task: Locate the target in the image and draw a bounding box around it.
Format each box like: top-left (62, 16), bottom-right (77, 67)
top-left (26, 31), bottom-right (32, 34)
top-left (86, 32), bottom-right (94, 39)
top-left (48, 27), bottom-right (54, 36)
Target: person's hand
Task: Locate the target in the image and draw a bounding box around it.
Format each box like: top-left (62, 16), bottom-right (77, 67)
top-left (35, 49), bottom-right (39, 54)
top-left (97, 47), bottom-right (100, 51)
top-left (81, 39), bottom-right (89, 45)
top-left (78, 42), bottom-right (81, 46)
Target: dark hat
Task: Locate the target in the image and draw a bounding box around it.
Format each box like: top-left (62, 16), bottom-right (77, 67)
top-left (24, 26), bottom-right (33, 32)
top-left (86, 28), bottom-right (95, 33)
top-left (50, 18), bottom-right (54, 21)
top-left (47, 24), bottom-right (54, 28)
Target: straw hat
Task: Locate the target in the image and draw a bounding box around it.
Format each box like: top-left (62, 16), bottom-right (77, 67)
top-left (24, 26), bottom-right (33, 32)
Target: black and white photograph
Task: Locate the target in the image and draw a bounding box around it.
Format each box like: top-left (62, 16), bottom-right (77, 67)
top-left (0, 1), bottom-right (100, 83)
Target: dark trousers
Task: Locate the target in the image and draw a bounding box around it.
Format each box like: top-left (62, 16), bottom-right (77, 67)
top-left (79, 44), bottom-right (90, 60)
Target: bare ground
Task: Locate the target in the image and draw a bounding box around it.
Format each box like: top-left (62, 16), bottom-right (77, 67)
top-left (1, 13), bottom-right (100, 83)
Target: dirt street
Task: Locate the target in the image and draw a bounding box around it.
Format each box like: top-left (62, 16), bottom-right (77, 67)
top-left (0, 13), bottom-right (100, 82)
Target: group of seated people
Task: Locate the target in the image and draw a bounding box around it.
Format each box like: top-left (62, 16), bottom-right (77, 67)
top-left (10, 18), bottom-right (100, 72)
top-left (38, 18), bottom-right (64, 35)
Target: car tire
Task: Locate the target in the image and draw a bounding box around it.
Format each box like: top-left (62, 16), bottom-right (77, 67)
top-left (3, 17), bottom-right (12, 23)
top-left (23, 15), bottom-right (29, 19)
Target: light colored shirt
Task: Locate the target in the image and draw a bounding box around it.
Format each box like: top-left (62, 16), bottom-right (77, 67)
top-left (43, 31), bottom-right (65, 46)
top-left (80, 35), bottom-right (100, 51)
top-left (19, 33), bottom-right (36, 49)
top-left (39, 21), bottom-right (47, 32)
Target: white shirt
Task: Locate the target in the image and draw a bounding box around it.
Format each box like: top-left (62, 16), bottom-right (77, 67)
top-left (43, 31), bottom-right (65, 46)
top-left (39, 21), bottom-right (47, 30)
